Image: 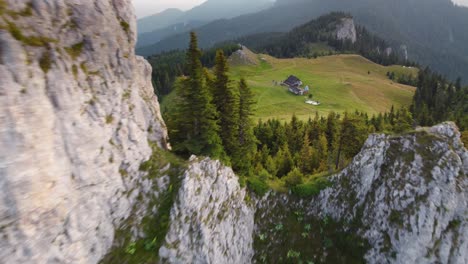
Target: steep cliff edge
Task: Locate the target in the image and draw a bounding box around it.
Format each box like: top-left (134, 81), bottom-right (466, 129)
top-left (0, 0), bottom-right (168, 263)
top-left (312, 122), bottom-right (467, 263)
top-left (253, 122), bottom-right (467, 263)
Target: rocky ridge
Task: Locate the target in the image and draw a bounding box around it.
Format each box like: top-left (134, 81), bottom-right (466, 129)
top-left (310, 122), bottom-right (467, 263)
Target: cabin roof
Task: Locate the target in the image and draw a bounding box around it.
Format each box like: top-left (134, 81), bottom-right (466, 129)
top-left (284, 75), bottom-right (301, 86)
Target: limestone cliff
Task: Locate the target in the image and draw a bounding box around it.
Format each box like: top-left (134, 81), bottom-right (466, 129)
top-left (253, 122), bottom-right (467, 263)
top-left (336, 17), bottom-right (357, 43)
top-left (311, 122), bottom-right (467, 263)
top-left (0, 0), bottom-right (167, 263)
top-left (159, 156), bottom-right (254, 263)
top-left (154, 123), bottom-right (466, 264)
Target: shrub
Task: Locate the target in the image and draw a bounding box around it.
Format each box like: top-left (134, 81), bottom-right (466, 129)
top-left (247, 176), bottom-right (269, 196)
top-left (258, 168), bottom-right (272, 181)
top-left (283, 167), bottom-right (304, 188)
top-left (291, 177), bottom-right (332, 197)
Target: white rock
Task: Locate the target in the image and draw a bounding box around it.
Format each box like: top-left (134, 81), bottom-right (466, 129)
top-left (161, 157), bottom-right (255, 264)
top-left (0, 0), bottom-right (168, 263)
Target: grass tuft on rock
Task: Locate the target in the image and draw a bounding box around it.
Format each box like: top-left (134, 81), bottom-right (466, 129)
top-left (65, 41), bottom-right (85, 60)
top-left (6, 20), bottom-right (56, 47)
top-left (120, 20), bottom-right (130, 33)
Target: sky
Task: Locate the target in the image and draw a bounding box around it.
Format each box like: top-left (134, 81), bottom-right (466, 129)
top-left (133, 0), bottom-right (468, 18)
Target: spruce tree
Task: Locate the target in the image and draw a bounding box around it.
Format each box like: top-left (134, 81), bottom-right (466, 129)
top-left (169, 32), bottom-right (225, 159)
top-left (235, 78), bottom-right (257, 174)
top-left (212, 50), bottom-right (241, 166)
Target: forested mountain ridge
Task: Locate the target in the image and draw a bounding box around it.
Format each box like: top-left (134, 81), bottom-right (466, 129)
top-left (236, 13), bottom-right (408, 66)
top-left (137, 0), bottom-right (468, 83)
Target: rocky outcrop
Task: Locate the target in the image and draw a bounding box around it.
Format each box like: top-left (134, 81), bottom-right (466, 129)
top-left (160, 156), bottom-right (255, 263)
top-left (0, 0), bottom-right (168, 263)
top-left (336, 17), bottom-right (357, 43)
top-left (311, 122), bottom-right (467, 263)
top-left (228, 45), bottom-right (259, 66)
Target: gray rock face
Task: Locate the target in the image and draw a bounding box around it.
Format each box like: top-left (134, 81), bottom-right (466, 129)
top-left (0, 0), bottom-right (167, 263)
top-left (160, 156), bottom-right (255, 264)
top-left (336, 18), bottom-right (357, 43)
top-left (311, 122), bottom-right (467, 264)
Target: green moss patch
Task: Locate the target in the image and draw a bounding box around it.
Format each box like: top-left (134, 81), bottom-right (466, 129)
top-left (65, 41), bottom-right (84, 60)
top-left (120, 20), bottom-right (130, 33)
top-left (39, 51), bottom-right (52, 73)
top-left (6, 20), bottom-right (56, 47)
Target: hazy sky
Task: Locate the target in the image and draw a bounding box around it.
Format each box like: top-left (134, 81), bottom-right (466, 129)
top-left (133, 0), bottom-right (468, 18)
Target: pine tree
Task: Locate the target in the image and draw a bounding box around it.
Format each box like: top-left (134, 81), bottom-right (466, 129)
top-left (235, 78), bottom-right (257, 174)
top-left (212, 50), bottom-right (239, 162)
top-left (316, 133), bottom-right (329, 172)
top-left (276, 143), bottom-right (294, 178)
top-left (326, 112), bottom-right (339, 148)
top-left (169, 32), bottom-right (225, 159)
top-left (393, 107), bottom-right (413, 133)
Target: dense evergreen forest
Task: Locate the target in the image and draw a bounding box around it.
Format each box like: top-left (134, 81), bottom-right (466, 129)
top-left (411, 69), bottom-right (468, 131)
top-left (147, 43), bottom-right (240, 97)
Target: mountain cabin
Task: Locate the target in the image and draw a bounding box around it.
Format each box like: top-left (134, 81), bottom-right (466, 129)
top-left (283, 75), bottom-right (309, 95)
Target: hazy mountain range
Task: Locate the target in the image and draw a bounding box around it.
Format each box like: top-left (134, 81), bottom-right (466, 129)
top-left (137, 0), bottom-right (468, 82)
top-left (136, 0), bottom-right (274, 48)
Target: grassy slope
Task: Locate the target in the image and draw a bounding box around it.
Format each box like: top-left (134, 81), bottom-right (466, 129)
top-left (161, 53), bottom-right (418, 121)
top-left (229, 54), bottom-right (418, 121)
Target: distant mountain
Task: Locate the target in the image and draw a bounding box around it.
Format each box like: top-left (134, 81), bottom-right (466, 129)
top-left (137, 8), bottom-right (184, 34)
top-left (137, 0), bottom-right (273, 38)
top-left (236, 13), bottom-right (408, 67)
top-left (137, 20), bottom-right (206, 48)
top-left (137, 0), bottom-right (468, 82)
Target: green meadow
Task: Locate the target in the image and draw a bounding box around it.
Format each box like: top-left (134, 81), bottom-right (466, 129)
top-left (161, 53), bottom-right (418, 122)
top-left (229, 53), bottom-right (418, 121)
